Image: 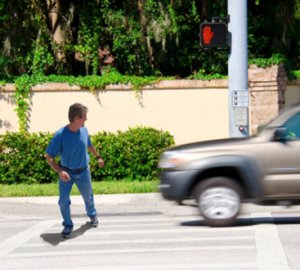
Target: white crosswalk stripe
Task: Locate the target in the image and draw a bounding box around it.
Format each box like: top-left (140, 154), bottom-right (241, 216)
top-left (0, 213), bottom-right (291, 270)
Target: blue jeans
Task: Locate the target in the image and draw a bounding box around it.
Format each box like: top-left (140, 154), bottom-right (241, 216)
top-left (58, 167), bottom-right (97, 227)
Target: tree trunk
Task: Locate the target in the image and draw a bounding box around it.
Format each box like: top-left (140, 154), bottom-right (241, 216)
top-left (46, 0), bottom-right (66, 62)
top-left (137, 0), bottom-right (154, 71)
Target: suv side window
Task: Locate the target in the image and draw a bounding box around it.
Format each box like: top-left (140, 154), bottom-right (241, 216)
top-left (284, 112), bottom-right (300, 140)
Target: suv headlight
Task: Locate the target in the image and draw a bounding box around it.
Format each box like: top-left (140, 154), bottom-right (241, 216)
top-left (158, 151), bottom-right (188, 169)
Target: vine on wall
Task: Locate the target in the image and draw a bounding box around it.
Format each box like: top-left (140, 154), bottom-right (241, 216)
top-left (10, 55), bottom-right (290, 132)
top-left (14, 76), bottom-right (34, 132)
top-left (12, 68), bottom-right (166, 132)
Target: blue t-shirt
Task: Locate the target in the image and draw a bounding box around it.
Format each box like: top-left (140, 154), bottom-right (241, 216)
top-left (46, 126), bottom-right (92, 170)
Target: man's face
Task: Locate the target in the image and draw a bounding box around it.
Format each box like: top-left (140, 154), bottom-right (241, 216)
top-left (76, 111), bottom-right (87, 127)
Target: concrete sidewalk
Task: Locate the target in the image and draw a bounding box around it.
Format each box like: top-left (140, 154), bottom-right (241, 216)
top-left (1, 193), bottom-right (300, 223)
top-left (0, 192), bottom-right (185, 221)
top-left (0, 193), bottom-right (162, 206)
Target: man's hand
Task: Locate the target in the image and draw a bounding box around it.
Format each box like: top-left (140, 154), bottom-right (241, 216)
top-left (46, 154), bottom-right (71, 181)
top-left (59, 171), bottom-right (71, 181)
top-left (98, 158), bottom-right (105, 168)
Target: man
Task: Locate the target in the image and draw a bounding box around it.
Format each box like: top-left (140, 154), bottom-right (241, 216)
top-left (45, 103), bottom-right (105, 238)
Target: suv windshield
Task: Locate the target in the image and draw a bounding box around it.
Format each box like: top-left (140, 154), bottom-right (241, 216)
top-left (284, 112), bottom-right (300, 139)
top-left (256, 106), bottom-right (300, 138)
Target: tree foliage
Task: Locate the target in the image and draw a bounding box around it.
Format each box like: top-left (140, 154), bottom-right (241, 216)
top-left (248, 0), bottom-right (300, 70)
top-left (0, 0), bottom-right (299, 79)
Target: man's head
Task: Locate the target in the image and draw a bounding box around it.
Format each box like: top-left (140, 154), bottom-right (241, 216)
top-left (68, 103), bottom-right (88, 123)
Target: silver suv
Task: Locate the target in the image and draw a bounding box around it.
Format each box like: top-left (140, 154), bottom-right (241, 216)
top-left (158, 105), bottom-right (300, 227)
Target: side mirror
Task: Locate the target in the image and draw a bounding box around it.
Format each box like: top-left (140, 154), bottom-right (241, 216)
top-left (273, 127), bottom-right (288, 143)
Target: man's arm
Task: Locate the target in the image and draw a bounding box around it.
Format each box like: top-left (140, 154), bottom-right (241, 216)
top-left (45, 154), bottom-right (71, 181)
top-left (88, 146), bottom-right (105, 168)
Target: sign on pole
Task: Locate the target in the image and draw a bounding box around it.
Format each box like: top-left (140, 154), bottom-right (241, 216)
top-left (199, 22), bottom-right (228, 48)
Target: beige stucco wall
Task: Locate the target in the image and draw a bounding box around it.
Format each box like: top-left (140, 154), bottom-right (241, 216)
top-left (2, 76), bottom-right (299, 145)
top-left (286, 80), bottom-right (300, 107)
top-left (0, 91), bottom-right (17, 131)
top-left (0, 80), bottom-right (229, 145)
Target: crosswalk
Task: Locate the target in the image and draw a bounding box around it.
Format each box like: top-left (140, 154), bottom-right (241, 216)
top-left (0, 212), bottom-right (292, 270)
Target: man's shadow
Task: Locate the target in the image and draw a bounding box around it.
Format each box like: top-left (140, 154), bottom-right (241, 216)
top-left (40, 222), bottom-right (92, 246)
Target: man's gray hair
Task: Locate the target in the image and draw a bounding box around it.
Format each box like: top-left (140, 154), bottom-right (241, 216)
top-left (68, 103), bottom-right (88, 122)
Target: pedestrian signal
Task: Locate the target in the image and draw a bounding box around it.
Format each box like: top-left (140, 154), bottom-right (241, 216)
top-left (199, 22), bottom-right (228, 48)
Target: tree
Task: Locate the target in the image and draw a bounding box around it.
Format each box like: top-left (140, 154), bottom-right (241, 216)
top-left (0, 0), bottom-right (299, 79)
top-left (46, 0), bottom-right (65, 63)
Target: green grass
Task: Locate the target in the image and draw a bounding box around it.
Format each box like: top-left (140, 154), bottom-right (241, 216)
top-left (0, 180), bottom-right (159, 197)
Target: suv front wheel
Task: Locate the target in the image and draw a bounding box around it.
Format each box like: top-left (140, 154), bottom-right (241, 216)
top-left (194, 177), bottom-right (243, 227)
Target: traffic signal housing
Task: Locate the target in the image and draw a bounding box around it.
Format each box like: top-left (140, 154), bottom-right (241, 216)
top-left (199, 22), bottom-right (228, 48)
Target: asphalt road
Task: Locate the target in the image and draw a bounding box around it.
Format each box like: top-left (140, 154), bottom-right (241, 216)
top-left (0, 193), bottom-right (300, 270)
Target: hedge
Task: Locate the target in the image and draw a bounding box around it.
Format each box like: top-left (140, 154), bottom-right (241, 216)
top-left (0, 127), bottom-right (174, 184)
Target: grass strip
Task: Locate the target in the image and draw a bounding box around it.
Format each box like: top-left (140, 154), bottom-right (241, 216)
top-left (0, 180), bottom-right (159, 197)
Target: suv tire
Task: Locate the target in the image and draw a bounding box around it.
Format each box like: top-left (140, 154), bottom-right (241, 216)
top-left (194, 177), bottom-right (243, 227)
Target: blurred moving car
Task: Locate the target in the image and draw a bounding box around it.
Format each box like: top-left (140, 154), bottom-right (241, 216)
top-left (158, 105), bottom-right (300, 227)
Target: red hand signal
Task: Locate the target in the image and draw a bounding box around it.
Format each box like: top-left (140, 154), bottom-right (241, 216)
top-left (203, 26), bottom-right (214, 45)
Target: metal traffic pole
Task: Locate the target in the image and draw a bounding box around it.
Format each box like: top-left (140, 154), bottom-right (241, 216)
top-left (228, 0), bottom-right (249, 137)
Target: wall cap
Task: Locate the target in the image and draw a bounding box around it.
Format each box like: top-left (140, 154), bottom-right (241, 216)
top-left (0, 79), bottom-right (228, 92)
top-left (288, 79), bottom-right (300, 86)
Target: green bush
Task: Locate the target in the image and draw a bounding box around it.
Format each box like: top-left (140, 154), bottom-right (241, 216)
top-left (0, 127), bottom-right (174, 184)
top-left (90, 127), bottom-right (174, 181)
top-left (0, 132), bottom-right (56, 184)
top-left (292, 70), bottom-right (300, 79)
